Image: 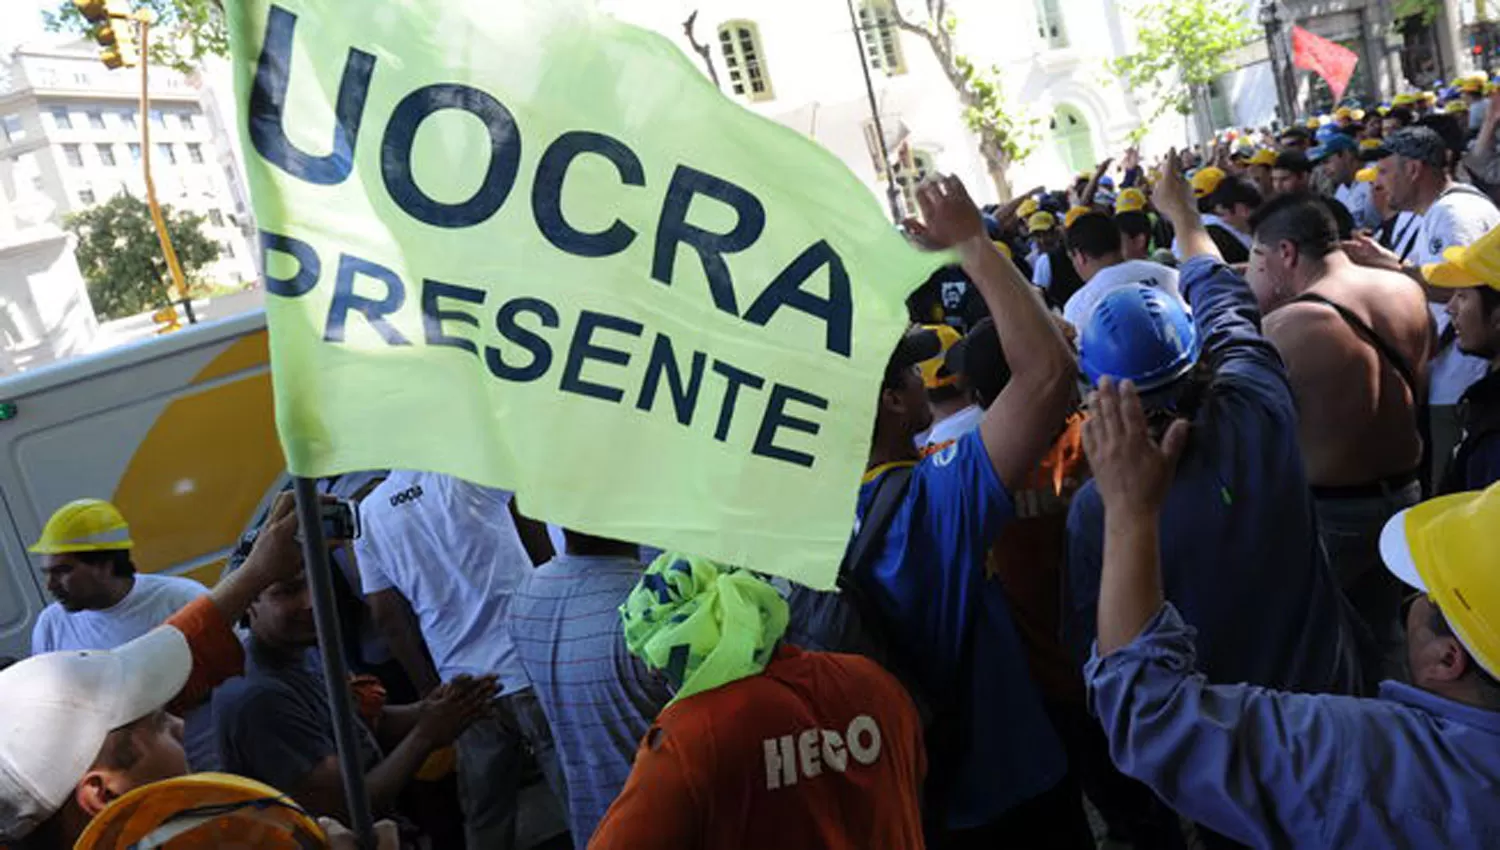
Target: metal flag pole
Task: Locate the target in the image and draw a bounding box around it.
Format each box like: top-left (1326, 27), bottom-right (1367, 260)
top-left (845, 0), bottom-right (904, 223)
top-left (293, 476), bottom-right (377, 849)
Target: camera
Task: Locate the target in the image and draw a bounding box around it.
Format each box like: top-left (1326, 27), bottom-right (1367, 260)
top-left (321, 499), bottom-right (361, 541)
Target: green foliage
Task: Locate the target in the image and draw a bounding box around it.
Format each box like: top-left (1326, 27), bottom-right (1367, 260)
top-left (65, 193), bottom-right (221, 321)
top-left (953, 52), bottom-right (1041, 166)
top-left (43, 0), bottom-right (228, 74)
top-left (1391, 0), bottom-right (1442, 25)
top-left (1111, 0), bottom-right (1255, 128)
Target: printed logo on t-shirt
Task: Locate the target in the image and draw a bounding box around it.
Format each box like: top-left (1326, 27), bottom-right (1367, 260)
top-left (930, 443), bottom-right (959, 468)
top-left (1431, 236), bottom-right (1445, 257)
top-left (763, 715), bottom-right (882, 790)
top-left (388, 484), bottom-right (424, 507)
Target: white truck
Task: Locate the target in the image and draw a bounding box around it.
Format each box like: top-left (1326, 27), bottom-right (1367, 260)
top-left (0, 311), bottom-right (284, 660)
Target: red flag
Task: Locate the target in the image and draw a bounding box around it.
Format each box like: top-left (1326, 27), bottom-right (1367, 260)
top-left (1292, 26), bottom-right (1359, 103)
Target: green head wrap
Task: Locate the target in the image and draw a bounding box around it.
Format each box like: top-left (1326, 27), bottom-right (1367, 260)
top-left (619, 552), bottom-right (789, 704)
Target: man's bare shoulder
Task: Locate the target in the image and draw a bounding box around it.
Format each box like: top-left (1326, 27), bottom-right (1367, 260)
top-left (1263, 299), bottom-right (1362, 368)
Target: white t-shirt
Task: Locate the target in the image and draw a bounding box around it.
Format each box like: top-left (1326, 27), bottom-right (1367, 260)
top-left (916, 404), bottom-right (983, 452)
top-left (1415, 185), bottom-right (1500, 405)
top-left (1063, 259), bottom-right (1183, 331)
top-left (1335, 181), bottom-right (1380, 232)
top-left (1032, 252), bottom-right (1053, 289)
top-left (31, 573), bottom-right (206, 653)
top-left (355, 470), bottom-right (534, 693)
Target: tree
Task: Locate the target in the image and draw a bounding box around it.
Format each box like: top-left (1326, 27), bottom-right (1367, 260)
top-left (889, 1), bottom-right (1040, 198)
top-left (65, 194), bottom-right (221, 321)
top-left (43, 0), bottom-right (227, 74)
top-left (1391, 0), bottom-right (1442, 26)
top-left (1110, 0), bottom-right (1255, 142)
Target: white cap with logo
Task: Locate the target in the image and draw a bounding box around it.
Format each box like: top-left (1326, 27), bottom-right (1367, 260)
top-left (0, 627), bottom-right (191, 841)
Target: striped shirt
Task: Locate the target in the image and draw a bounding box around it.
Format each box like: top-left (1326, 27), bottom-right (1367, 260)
top-left (507, 554), bottom-right (671, 843)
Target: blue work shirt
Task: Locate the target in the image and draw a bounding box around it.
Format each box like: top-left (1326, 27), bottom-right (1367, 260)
top-left (1087, 603), bottom-right (1500, 848)
top-left (1067, 256), bottom-right (1361, 695)
top-left (857, 431), bottom-right (1066, 830)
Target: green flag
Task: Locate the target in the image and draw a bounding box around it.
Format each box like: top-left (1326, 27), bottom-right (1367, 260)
top-left (227, 0), bottom-right (946, 588)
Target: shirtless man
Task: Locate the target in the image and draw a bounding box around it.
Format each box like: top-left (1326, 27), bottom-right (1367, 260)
top-left (1247, 193), bottom-right (1434, 685)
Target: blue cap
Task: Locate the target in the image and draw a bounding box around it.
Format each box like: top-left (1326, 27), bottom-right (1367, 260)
top-left (1080, 286), bottom-right (1200, 392)
top-left (1098, 175), bottom-right (1116, 189)
top-left (1309, 133), bottom-right (1359, 163)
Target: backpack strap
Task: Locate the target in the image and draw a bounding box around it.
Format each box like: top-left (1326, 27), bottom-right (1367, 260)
top-left (839, 464), bottom-right (916, 587)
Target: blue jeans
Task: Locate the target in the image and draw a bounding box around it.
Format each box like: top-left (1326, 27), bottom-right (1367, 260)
top-left (456, 688), bottom-right (569, 850)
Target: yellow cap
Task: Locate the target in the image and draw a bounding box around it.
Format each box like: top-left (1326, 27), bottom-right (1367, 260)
top-left (1063, 205), bottom-right (1093, 229)
top-left (1378, 105), bottom-right (1391, 115)
top-left (1359, 138), bottom-right (1383, 150)
top-left (917, 324), bottom-right (963, 389)
top-left (1380, 482), bottom-right (1500, 680)
top-left (1422, 223), bottom-right (1500, 290)
top-left (30, 499), bottom-right (133, 554)
top-left (1355, 166), bottom-right (1378, 183)
top-left (1422, 90), bottom-right (1437, 103)
top-left (1247, 148), bottom-right (1278, 167)
top-left (1460, 78), bottom-right (1485, 93)
top-left (1446, 99), bottom-right (1470, 114)
top-left (1190, 167), bottom-right (1226, 199)
top-left (1027, 211), bottom-right (1057, 232)
top-left (992, 239), bottom-right (1014, 260)
top-left (1351, 108), bottom-right (1366, 121)
top-left (1335, 106), bottom-right (1352, 120)
top-left (76, 773), bottom-right (327, 849)
top-left (1393, 93), bottom-right (1417, 106)
top-left (1017, 197), bottom-right (1040, 219)
top-left (1115, 187), bottom-right (1148, 213)
top-left (1306, 117), bottom-right (1321, 128)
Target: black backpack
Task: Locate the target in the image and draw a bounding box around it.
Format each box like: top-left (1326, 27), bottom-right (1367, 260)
top-left (783, 465), bottom-right (932, 720)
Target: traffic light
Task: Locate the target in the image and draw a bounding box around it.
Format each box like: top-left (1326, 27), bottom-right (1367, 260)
top-left (73, 0), bottom-right (139, 69)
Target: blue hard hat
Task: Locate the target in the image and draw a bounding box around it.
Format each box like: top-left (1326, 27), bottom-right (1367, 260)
top-left (1080, 285), bottom-right (1200, 392)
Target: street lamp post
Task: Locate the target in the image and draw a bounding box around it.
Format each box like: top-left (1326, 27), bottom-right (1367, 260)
top-left (844, 0), bottom-right (904, 223)
top-left (1260, 0), bottom-right (1296, 126)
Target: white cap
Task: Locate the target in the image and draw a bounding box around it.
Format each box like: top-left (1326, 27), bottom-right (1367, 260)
top-left (0, 626), bottom-right (191, 840)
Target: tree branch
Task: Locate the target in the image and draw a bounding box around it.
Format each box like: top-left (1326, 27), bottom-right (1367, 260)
top-left (682, 10), bottom-right (720, 88)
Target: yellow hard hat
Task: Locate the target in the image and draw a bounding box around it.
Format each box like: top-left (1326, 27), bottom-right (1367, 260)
top-left (1017, 197), bottom-right (1040, 219)
top-left (1355, 166), bottom-right (1379, 183)
top-left (1115, 188), bottom-right (1148, 213)
top-left (1027, 211), bottom-right (1057, 232)
top-left (1063, 205), bottom-right (1094, 229)
top-left (917, 324), bottom-right (963, 390)
top-left (30, 499), bottom-right (133, 554)
top-left (1190, 166), bottom-right (1226, 199)
top-left (1422, 223), bottom-right (1500, 291)
top-left (76, 773), bottom-right (327, 849)
top-left (1247, 148), bottom-right (1278, 167)
top-left (1380, 482), bottom-right (1500, 679)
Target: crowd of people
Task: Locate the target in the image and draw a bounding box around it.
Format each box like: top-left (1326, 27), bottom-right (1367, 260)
top-left (3, 78), bottom-right (1500, 850)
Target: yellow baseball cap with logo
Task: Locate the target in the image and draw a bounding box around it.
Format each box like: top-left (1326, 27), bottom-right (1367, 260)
top-left (992, 239), bottom-right (1014, 260)
top-left (1190, 167), bottom-right (1226, 199)
top-left (1355, 166), bottom-right (1378, 183)
top-left (1446, 99), bottom-right (1470, 114)
top-left (917, 324), bottom-right (963, 389)
top-left (1063, 206), bottom-right (1094, 229)
top-left (1017, 197), bottom-right (1040, 219)
top-left (1115, 188), bottom-right (1148, 213)
top-left (1422, 223), bottom-right (1500, 290)
top-left (1379, 482), bottom-right (1500, 679)
top-left (1335, 106), bottom-right (1352, 121)
top-left (1027, 211), bottom-right (1057, 233)
top-left (1247, 148), bottom-right (1278, 167)
top-left (1460, 77), bottom-right (1486, 94)
top-left (1393, 93), bottom-right (1418, 107)
top-left (30, 499), bottom-right (133, 554)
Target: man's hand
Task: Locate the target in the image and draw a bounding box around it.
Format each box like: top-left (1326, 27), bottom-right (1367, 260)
top-left (1083, 378), bottom-right (1190, 519)
top-left (1095, 157), bottom-right (1115, 178)
top-left (1341, 232), bottom-right (1404, 273)
top-left (913, 174), bottom-right (986, 248)
top-left (413, 674), bottom-right (497, 747)
top-left (1151, 149), bottom-right (1198, 230)
top-left (239, 492), bottom-right (303, 585)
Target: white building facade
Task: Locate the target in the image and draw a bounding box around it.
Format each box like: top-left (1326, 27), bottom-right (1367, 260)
top-left (0, 39), bottom-right (259, 289)
top-left (607, 0), bottom-right (1188, 210)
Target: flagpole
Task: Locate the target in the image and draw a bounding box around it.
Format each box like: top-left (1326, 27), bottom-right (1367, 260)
top-left (845, 0), bottom-right (904, 223)
top-left (293, 477), bottom-right (377, 849)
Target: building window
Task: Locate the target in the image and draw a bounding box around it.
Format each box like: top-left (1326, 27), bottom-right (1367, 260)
top-left (63, 144), bottom-right (83, 167)
top-left (858, 1), bottom-right (906, 75)
top-left (179, 111), bottom-right (196, 131)
top-left (120, 109), bottom-right (137, 129)
top-left (150, 109), bottom-right (167, 129)
top-left (187, 142), bottom-right (204, 164)
top-left (78, 189), bottom-right (96, 206)
top-left (208, 208), bottom-right (224, 227)
top-left (127, 142), bottom-right (141, 162)
top-left (87, 111), bottom-right (106, 130)
top-left (96, 143), bottom-right (116, 166)
top-left (892, 147), bottom-right (934, 219)
top-left (157, 142), bottom-right (176, 165)
top-left (1036, 0), bottom-right (1068, 48)
top-left (718, 21), bottom-right (773, 101)
top-left (220, 239), bottom-right (235, 259)
top-left (72, 71), bottom-right (90, 85)
top-left (0, 114), bottom-right (23, 144)
top-left (50, 107), bottom-right (73, 130)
